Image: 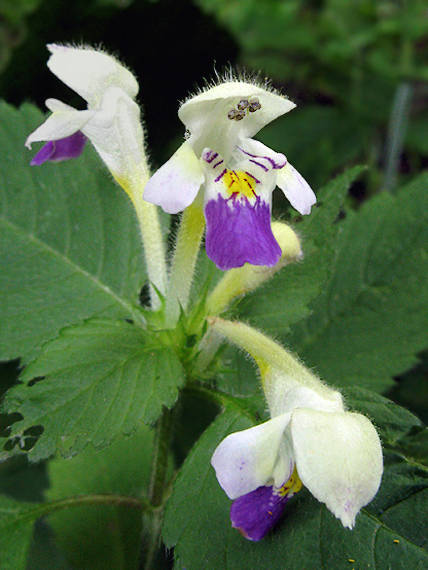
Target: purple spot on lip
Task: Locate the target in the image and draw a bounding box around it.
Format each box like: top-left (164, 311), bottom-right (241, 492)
top-left (30, 131), bottom-right (87, 166)
top-left (213, 159), bottom-right (224, 168)
top-left (204, 194), bottom-right (281, 270)
top-left (230, 484), bottom-right (290, 541)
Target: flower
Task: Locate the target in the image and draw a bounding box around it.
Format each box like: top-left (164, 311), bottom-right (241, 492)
top-left (209, 319), bottom-right (383, 541)
top-left (143, 81), bottom-right (316, 270)
top-left (25, 44), bottom-right (148, 203)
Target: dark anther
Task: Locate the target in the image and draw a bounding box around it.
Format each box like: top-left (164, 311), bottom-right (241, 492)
top-left (228, 109), bottom-right (238, 120)
top-left (248, 98), bottom-right (261, 113)
top-left (237, 99), bottom-right (249, 111)
top-left (234, 111), bottom-right (246, 121)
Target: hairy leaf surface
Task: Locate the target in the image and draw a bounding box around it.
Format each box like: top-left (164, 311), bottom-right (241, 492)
top-left (288, 173), bottom-right (428, 391)
top-left (1, 319), bottom-right (184, 460)
top-left (0, 102), bottom-right (147, 363)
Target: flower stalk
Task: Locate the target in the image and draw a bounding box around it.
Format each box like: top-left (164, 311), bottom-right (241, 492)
top-left (165, 200), bottom-right (205, 325)
top-left (132, 192), bottom-right (168, 310)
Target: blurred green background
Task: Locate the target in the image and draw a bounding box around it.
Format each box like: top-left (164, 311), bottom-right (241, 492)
top-left (0, 0), bottom-right (427, 426)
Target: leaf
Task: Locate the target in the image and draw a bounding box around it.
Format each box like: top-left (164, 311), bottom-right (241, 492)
top-left (162, 406), bottom-right (254, 563)
top-left (236, 166), bottom-right (364, 335)
top-left (287, 173), bottom-right (428, 392)
top-left (1, 318), bottom-right (185, 460)
top-left (0, 102), bottom-right (147, 363)
top-left (343, 387), bottom-right (422, 445)
top-left (0, 426), bottom-right (153, 570)
top-left (399, 428), bottom-right (428, 466)
top-left (45, 425), bottom-right (154, 570)
top-left (0, 495), bottom-right (41, 570)
top-left (163, 394), bottom-right (428, 569)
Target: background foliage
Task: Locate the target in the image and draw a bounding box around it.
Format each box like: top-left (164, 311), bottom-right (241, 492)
top-left (0, 0), bottom-right (427, 568)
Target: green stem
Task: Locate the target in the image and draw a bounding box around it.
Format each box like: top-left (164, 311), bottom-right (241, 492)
top-left (133, 196), bottom-right (168, 310)
top-left (165, 201), bottom-right (205, 325)
top-left (184, 384), bottom-right (258, 423)
top-left (15, 494), bottom-right (148, 526)
top-left (143, 408), bottom-right (173, 570)
top-left (194, 327), bottom-right (222, 374)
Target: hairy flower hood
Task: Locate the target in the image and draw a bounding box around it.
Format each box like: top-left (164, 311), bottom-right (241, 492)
top-left (210, 319), bottom-right (383, 532)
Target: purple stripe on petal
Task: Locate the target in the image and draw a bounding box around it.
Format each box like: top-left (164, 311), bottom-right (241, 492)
top-left (214, 168), bottom-right (227, 183)
top-left (230, 485), bottom-right (290, 541)
top-left (30, 132), bottom-right (87, 166)
top-left (238, 147), bottom-right (287, 170)
top-left (249, 158), bottom-right (269, 172)
top-left (244, 171), bottom-right (261, 184)
top-left (205, 194), bottom-right (281, 270)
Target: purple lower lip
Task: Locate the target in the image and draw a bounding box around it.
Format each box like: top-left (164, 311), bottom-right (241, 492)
top-left (30, 131), bottom-right (87, 166)
top-left (230, 484), bottom-right (290, 541)
top-left (204, 194), bottom-right (281, 271)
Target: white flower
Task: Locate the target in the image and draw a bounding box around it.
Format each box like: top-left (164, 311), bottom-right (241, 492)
top-left (25, 44), bottom-right (147, 200)
top-left (209, 319), bottom-right (383, 540)
top-left (143, 80), bottom-right (316, 270)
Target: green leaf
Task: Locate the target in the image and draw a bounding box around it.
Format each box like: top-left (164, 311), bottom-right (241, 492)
top-left (45, 425), bottom-right (154, 570)
top-left (288, 173), bottom-right (428, 392)
top-left (0, 495), bottom-right (41, 570)
top-left (1, 318), bottom-right (185, 460)
top-left (162, 406), bottom-right (254, 562)
top-left (237, 166), bottom-right (364, 335)
top-left (343, 387), bottom-right (422, 445)
top-left (0, 102), bottom-right (146, 363)
top-left (0, 433), bottom-right (151, 570)
top-left (399, 428), bottom-right (428, 466)
top-left (163, 396), bottom-right (428, 569)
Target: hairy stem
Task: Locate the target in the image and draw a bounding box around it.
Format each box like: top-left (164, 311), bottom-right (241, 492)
top-left (133, 196), bottom-right (168, 309)
top-left (165, 201), bottom-right (205, 325)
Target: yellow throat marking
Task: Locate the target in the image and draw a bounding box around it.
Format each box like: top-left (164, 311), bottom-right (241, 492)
top-left (223, 170), bottom-right (257, 199)
top-left (275, 468), bottom-right (303, 497)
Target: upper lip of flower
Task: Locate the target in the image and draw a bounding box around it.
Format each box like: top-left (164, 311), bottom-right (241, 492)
top-left (45, 43), bottom-right (139, 107)
top-left (178, 81), bottom-right (296, 159)
top-left (25, 44), bottom-right (148, 201)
